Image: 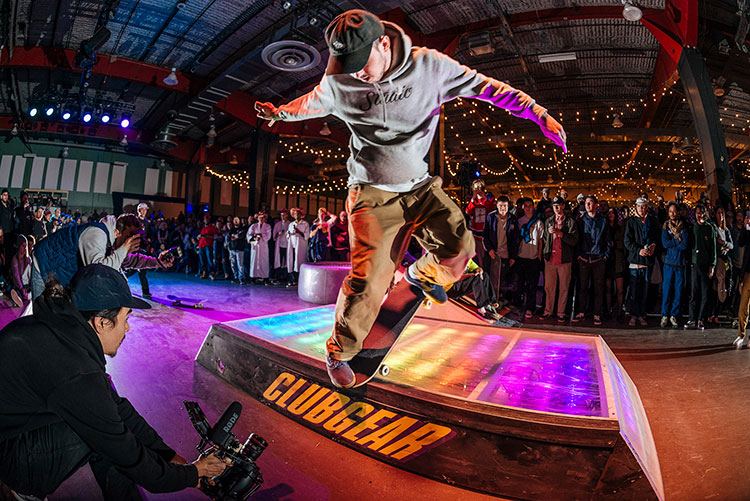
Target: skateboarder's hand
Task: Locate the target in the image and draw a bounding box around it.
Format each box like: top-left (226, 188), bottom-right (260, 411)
top-left (475, 267), bottom-right (484, 279)
top-left (539, 113), bottom-right (567, 153)
top-left (254, 101), bottom-right (280, 126)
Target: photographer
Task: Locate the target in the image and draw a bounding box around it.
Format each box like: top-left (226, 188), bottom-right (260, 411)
top-left (0, 264), bottom-right (225, 499)
top-left (31, 214), bottom-right (173, 300)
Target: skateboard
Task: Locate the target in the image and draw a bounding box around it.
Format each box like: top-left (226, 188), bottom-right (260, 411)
top-left (348, 278), bottom-right (426, 388)
top-left (167, 294), bottom-right (206, 309)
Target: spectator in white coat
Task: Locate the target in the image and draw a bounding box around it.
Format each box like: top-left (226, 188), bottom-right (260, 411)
top-left (286, 208), bottom-right (310, 286)
top-left (273, 209), bottom-right (291, 281)
top-left (247, 212), bottom-right (272, 284)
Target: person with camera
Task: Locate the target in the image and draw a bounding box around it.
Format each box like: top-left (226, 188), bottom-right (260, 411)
top-left (0, 264), bottom-right (226, 500)
top-left (30, 214), bottom-right (173, 300)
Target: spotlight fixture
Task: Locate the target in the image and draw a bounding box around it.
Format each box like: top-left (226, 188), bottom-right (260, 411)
top-left (163, 67), bottom-right (179, 86)
top-left (100, 111), bottom-right (111, 123)
top-left (230, 155), bottom-right (238, 165)
top-left (82, 111), bottom-right (93, 123)
top-left (120, 135), bottom-right (128, 147)
top-left (314, 156), bottom-right (323, 165)
top-left (10, 123), bottom-right (19, 136)
top-left (61, 109), bottom-right (72, 120)
top-left (602, 160), bottom-right (610, 170)
top-left (319, 121), bottom-right (331, 136)
top-left (612, 114), bottom-right (624, 128)
top-left (45, 106), bottom-right (55, 117)
top-left (120, 115), bottom-right (131, 128)
top-left (622, 1), bottom-right (642, 22)
top-left (281, 0), bottom-right (295, 10)
top-left (29, 107), bottom-right (38, 118)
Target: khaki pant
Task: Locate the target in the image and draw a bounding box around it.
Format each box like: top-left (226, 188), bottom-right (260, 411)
top-left (326, 177), bottom-right (475, 361)
top-left (544, 261), bottom-right (571, 316)
top-left (738, 272), bottom-right (750, 338)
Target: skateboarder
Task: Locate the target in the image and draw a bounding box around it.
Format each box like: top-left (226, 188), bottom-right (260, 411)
top-left (255, 9), bottom-right (567, 388)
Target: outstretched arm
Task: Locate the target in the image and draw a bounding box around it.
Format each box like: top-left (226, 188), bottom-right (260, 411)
top-left (255, 77), bottom-right (336, 125)
top-left (436, 50), bottom-right (567, 152)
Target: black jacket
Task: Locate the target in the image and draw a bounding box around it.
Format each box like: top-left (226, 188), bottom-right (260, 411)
top-left (483, 210), bottom-right (521, 259)
top-left (0, 200), bottom-right (14, 234)
top-left (624, 214), bottom-right (660, 266)
top-left (542, 214), bottom-right (579, 263)
top-left (0, 295), bottom-right (198, 491)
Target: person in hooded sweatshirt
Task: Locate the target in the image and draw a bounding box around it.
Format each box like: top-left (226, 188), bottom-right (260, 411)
top-left (30, 213), bottom-right (173, 300)
top-left (254, 9), bottom-right (567, 388)
top-left (0, 264), bottom-right (226, 499)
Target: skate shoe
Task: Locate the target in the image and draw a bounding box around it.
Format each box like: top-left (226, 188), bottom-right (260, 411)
top-left (404, 266), bottom-right (447, 304)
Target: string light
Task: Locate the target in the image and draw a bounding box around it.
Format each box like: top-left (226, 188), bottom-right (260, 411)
top-left (275, 177), bottom-right (349, 195)
top-left (205, 165), bottom-right (251, 189)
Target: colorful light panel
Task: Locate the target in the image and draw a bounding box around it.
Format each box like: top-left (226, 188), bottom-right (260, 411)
top-left (226, 307), bottom-right (607, 417)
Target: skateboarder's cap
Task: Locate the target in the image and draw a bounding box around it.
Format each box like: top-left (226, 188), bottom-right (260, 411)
top-left (324, 9), bottom-right (384, 75)
top-left (71, 264), bottom-right (151, 311)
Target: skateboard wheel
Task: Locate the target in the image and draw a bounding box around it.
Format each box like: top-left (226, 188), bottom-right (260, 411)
top-left (379, 365), bottom-right (390, 376)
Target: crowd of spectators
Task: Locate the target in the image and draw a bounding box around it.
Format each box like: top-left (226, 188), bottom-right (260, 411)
top-left (0, 191), bottom-right (351, 307)
top-left (465, 179), bottom-right (750, 339)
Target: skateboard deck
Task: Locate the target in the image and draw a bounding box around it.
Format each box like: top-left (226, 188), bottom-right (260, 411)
top-left (348, 278), bottom-right (426, 388)
top-left (167, 294), bottom-right (206, 309)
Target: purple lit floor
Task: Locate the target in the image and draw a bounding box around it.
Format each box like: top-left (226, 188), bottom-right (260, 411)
top-left (1, 271), bottom-right (749, 500)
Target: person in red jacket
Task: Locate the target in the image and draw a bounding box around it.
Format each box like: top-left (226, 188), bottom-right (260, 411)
top-left (197, 215), bottom-right (219, 279)
top-left (466, 179), bottom-right (495, 268)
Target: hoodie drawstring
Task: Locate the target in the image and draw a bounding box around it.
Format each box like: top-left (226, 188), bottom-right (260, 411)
top-left (374, 82), bottom-right (388, 127)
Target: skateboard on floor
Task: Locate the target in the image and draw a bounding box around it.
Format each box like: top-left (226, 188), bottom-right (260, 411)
top-left (348, 277), bottom-right (426, 388)
top-left (167, 295), bottom-right (206, 309)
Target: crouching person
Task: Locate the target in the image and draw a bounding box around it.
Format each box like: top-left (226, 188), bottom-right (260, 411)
top-left (0, 264), bottom-right (225, 500)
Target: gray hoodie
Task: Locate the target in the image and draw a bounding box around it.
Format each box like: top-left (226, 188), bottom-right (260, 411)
top-left (277, 22), bottom-right (550, 193)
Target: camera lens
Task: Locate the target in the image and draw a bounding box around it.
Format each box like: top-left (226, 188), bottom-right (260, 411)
top-left (241, 433), bottom-right (267, 461)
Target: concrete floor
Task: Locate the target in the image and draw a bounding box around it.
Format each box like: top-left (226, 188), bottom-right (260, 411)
top-left (1, 271), bottom-right (749, 500)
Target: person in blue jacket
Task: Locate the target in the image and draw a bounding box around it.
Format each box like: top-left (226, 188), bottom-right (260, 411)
top-left (660, 202), bottom-right (688, 328)
top-left (573, 195), bottom-right (610, 325)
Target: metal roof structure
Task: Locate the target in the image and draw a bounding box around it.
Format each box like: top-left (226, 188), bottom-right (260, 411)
top-left (1, 0), bottom-right (749, 199)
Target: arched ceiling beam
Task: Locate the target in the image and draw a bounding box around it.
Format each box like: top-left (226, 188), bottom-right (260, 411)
top-left (0, 47), bottom-right (200, 94)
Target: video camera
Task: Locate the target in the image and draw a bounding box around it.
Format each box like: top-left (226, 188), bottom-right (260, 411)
top-left (184, 401), bottom-right (267, 500)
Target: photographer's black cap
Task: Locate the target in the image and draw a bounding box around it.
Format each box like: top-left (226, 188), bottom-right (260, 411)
top-left (324, 10), bottom-right (384, 75)
top-left (71, 264), bottom-right (151, 311)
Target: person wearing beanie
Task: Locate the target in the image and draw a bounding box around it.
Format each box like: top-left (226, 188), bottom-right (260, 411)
top-left (254, 9), bottom-right (568, 388)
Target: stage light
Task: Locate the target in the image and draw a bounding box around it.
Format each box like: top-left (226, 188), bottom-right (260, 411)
top-left (319, 121), bottom-right (331, 136)
top-left (100, 112), bottom-right (111, 123)
top-left (45, 106), bottom-right (55, 117)
top-left (62, 110), bottom-right (72, 120)
top-left (120, 135), bottom-right (128, 147)
top-left (163, 67), bottom-right (179, 86)
top-left (612, 114), bottom-right (623, 128)
top-left (10, 123), bottom-right (18, 136)
top-left (120, 116), bottom-right (130, 128)
top-left (29, 107), bottom-right (38, 117)
top-left (475, 170), bottom-right (481, 177)
top-left (82, 111), bottom-right (93, 123)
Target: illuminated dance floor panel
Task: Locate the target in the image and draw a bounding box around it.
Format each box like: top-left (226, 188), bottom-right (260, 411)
top-left (225, 306), bottom-right (609, 418)
top-left (204, 302), bottom-right (664, 500)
